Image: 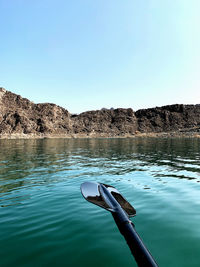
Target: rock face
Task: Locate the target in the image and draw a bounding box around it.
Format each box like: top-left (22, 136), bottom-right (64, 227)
top-left (135, 105), bottom-right (200, 133)
top-left (72, 108), bottom-right (137, 136)
top-left (0, 87), bottom-right (200, 138)
top-left (0, 88), bottom-right (71, 136)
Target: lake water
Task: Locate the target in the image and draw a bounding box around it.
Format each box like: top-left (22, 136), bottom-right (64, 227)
top-left (0, 138), bottom-right (200, 267)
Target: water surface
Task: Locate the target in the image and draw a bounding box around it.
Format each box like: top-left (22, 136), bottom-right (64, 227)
top-left (0, 138), bottom-right (200, 266)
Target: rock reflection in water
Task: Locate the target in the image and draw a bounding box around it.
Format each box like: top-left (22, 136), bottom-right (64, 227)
top-left (0, 138), bottom-right (200, 197)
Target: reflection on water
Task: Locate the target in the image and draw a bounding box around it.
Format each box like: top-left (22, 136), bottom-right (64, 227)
top-left (0, 138), bottom-right (200, 197)
top-left (0, 138), bottom-right (200, 267)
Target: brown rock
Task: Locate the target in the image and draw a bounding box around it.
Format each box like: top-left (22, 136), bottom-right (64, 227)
top-left (135, 104), bottom-right (200, 133)
top-left (0, 88), bottom-right (200, 138)
top-left (0, 88), bottom-right (71, 136)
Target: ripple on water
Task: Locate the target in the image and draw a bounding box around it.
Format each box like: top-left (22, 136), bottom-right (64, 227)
top-left (0, 138), bottom-right (200, 267)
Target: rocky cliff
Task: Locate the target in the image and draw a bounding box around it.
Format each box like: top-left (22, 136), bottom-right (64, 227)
top-left (0, 87), bottom-right (200, 138)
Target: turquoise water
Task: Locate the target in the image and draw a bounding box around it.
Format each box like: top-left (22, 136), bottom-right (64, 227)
top-left (0, 138), bottom-right (200, 267)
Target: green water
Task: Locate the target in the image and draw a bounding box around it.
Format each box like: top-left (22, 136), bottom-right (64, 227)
top-left (0, 138), bottom-right (200, 267)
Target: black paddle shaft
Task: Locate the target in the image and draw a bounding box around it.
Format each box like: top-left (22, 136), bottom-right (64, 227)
top-left (99, 184), bottom-right (158, 267)
top-left (81, 182), bottom-right (158, 267)
top-left (112, 211), bottom-right (158, 267)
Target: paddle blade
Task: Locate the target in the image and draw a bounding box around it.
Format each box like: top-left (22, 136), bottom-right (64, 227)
top-left (81, 182), bottom-right (136, 217)
top-left (102, 184), bottom-right (136, 217)
top-left (81, 181), bottom-right (111, 210)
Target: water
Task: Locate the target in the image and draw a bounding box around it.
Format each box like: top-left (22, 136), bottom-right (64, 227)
top-left (0, 138), bottom-right (200, 267)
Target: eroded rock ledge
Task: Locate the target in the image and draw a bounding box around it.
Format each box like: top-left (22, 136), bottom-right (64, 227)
top-left (0, 87), bottom-right (200, 139)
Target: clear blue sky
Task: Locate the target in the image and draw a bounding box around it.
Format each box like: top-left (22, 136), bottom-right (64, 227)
top-left (1, 0), bottom-right (200, 114)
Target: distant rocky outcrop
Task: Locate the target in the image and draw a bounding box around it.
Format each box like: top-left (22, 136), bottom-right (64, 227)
top-left (136, 104), bottom-right (200, 133)
top-left (0, 87), bottom-right (200, 138)
top-left (72, 108), bottom-right (137, 136)
top-left (0, 88), bottom-right (71, 136)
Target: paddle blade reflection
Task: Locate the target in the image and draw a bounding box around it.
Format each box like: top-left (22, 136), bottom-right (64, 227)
top-left (81, 182), bottom-right (136, 217)
top-left (81, 181), bottom-right (110, 210)
top-left (102, 184), bottom-right (136, 217)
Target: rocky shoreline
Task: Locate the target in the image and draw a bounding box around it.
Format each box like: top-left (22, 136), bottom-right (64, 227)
top-left (0, 87), bottom-right (200, 139)
top-left (1, 132), bottom-right (200, 140)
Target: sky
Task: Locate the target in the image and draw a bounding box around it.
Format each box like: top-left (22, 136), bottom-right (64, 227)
top-left (0, 0), bottom-right (200, 114)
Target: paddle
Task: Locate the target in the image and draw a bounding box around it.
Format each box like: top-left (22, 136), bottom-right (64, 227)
top-left (81, 181), bottom-right (158, 267)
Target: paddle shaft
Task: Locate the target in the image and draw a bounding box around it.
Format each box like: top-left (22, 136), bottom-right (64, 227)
top-left (112, 211), bottom-right (158, 267)
top-left (99, 184), bottom-right (158, 266)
